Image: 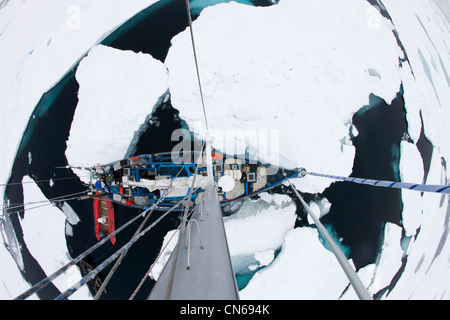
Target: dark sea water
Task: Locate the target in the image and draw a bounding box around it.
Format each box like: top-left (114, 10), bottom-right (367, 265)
top-left (2, 0), bottom-right (275, 300)
top-left (2, 0), bottom-right (429, 299)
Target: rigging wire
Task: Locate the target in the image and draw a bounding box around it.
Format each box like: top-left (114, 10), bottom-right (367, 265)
top-left (184, 0), bottom-right (214, 182)
top-left (157, 147), bottom-right (203, 300)
top-left (0, 175), bottom-right (90, 188)
top-left (18, 0), bottom-right (221, 300)
top-left (14, 165), bottom-right (200, 300)
top-left (14, 189), bottom-right (172, 300)
top-left (283, 171), bottom-right (373, 300)
top-left (286, 167), bottom-right (450, 298)
top-left (1, 175), bottom-right (90, 218)
top-left (129, 226), bottom-right (181, 300)
top-left (128, 205), bottom-right (197, 300)
top-left (185, 0), bottom-right (209, 131)
top-left (14, 205), bottom-right (148, 300)
top-left (93, 162), bottom-right (193, 300)
top-left (54, 191), bottom-right (199, 300)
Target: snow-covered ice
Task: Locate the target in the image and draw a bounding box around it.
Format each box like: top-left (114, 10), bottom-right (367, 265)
top-left (224, 194), bottom-right (296, 257)
top-left (0, 220), bottom-right (38, 299)
top-left (341, 222), bottom-right (404, 299)
top-left (384, 0), bottom-right (450, 151)
top-left (166, 0), bottom-right (403, 180)
top-left (150, 192), bottom-right (299, 283)
top-left (163, 0), bottom-right (450, 299)
top-left (0, 0), bottom-right (159, 188)
top-left (0, 0), bottom-right (160, 299)
top-left (15, 176), bottom-right (91, 299)
top-left (399, 141), bottom-right (424, 237)
top-left (240, 226), bottom-right (351, 300)
top-left (381, 0), bottom-right (450, 299)
top-left (1, 0), bottom-right (450, 299)
top-left (387, 151), bottom-right (450, 299)
top-left (66, 44), bottom-right (169, 170)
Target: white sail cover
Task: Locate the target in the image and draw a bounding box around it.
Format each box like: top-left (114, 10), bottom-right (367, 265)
top-left (123, 175), bottom-right (210, 197)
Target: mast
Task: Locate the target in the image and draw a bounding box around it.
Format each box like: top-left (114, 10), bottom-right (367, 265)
top-left (148, 181), bottom-right (239, 300)
top-left (148, 0), bottom-right (239, 300)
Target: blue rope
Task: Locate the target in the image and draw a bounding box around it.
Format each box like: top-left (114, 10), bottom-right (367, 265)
top-left (307, 171), bottom-right (450, 195)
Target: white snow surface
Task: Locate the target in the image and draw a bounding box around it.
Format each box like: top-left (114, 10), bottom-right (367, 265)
top-left (240, 226), bottom-right (351, 300)
top-left (223, 193), bottom-right (296, 257)
top-left (150, 192), bottom-right (299, 283)
top-left (0, 0), bottom-right (159, 188)
top-left (381, 0), bottom-right (450, 299)
top-left (1, 0), bottom-right (450, 299)
top-left (0, 0), bottom-right (159, 299)
top-left (384, 0), bottom-right (450, 150)
top-left (0, 226), bottom-right (38, 299)
top-left (387, 151), bottom-right (450, 299)
top-left (66, 44), bottom-right (169, 169)
top-left (163, 0), bottom-right (450, 299)
top-left (18, 176), bottom-right (91, 299)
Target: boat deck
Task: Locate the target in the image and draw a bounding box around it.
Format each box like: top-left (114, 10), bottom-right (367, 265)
top-left (98, 200), bottom-right (111, 234)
